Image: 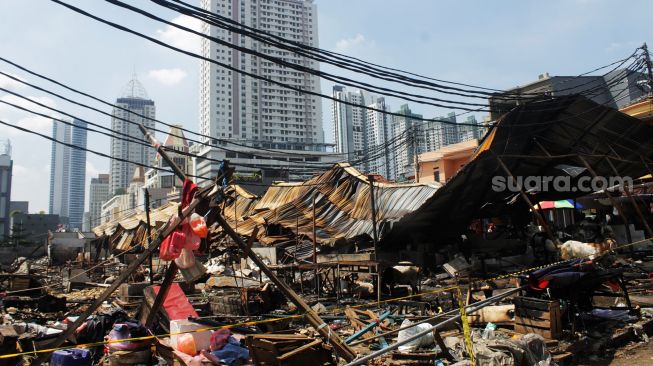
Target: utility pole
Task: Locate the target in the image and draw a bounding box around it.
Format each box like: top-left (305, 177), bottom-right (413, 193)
top-left (413, 125), bottom-right (420, 183)
top-left (643, 43), bottom-right (653, 96)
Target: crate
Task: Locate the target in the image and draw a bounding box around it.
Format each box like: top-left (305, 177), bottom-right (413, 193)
top-left (246, 334), bottom-right (334, 366)
top-left (513, 296), bottom-right (562, 339)
top-left (210, 290), bottom-right (243, 315)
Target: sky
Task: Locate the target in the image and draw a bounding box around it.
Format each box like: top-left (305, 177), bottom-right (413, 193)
top-left (0, 0), bottom-right (651, 214)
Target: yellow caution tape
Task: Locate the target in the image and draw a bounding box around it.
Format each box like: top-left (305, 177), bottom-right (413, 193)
top-left (456, 287), bottom-right (476, 366)
top-left (4, 236), bottom-right (651, 360)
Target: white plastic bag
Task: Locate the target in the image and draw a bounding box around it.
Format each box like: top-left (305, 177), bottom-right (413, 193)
top-left (396, 319), bottom-right (435, 353)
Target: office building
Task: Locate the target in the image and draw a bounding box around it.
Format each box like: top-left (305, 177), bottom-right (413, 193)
top-left (68, 119), bottom-right (87, 230)
top-left (49, 120), bottom-right (71, 220)
top-left (88, 173), bottom-right (110, 229)
top-left (110, 76), bottom-right (156, 196)
top-left (0, 139), bottom-right (12, 240)
top-left (199, 0), bottom-right (325, 167)
top-left (48, 119), bottom-right (87, 230)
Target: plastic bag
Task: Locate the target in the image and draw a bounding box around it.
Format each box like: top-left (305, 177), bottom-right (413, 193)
top-left (396, 319), bottom-right (434, 353)
top-left (175, 247), bottom-right (196, 269)
top-left (190, 213), bottom-right (209, 238)
top-left (160, 231), bottom-right (184, 261)
top-left (183, 223), bottom-right (201, 251)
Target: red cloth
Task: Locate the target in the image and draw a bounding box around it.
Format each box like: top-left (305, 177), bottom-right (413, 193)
top-left (181, 179), bottom-right (198, 209)
top-left (152, 283), bottom-right (198, 320)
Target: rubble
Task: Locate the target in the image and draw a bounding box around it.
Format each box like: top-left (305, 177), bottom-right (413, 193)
top-left (3, 101), bottom-right (653, 366)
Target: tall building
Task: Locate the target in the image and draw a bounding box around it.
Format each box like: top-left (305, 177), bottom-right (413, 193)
top-left (392, 104), bottom-right (423, 181)
top-left (199, 0), bottom-right (324, 151)
top-left (88, 173), bottom-right (109, 229)
top-left (457, 115), bottom-right (484, 142)
top-left (366, 97), bottom-right (395, 180)
top-left (332, 86), bottom-right (368, 165)
top-left (68, 119), bottom-right (87, 230)
top-left (110, 76), bottom-right (156, 196)
top-left (48, 119), bottom-right (87, 230)
top-left (0, 139), bottom-right (12, 240)
top-left (49, 120), bottom-right (71, 219)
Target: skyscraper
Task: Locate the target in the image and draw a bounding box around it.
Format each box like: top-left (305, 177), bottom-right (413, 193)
top-left (109, 76), bottom-right (156, 196)
top-left (89, 173), bottom-right (109, 229)
top-left (0, 139), bottom-right (12, 240)
top-left (68, 119), bottom-right (87, 230)
top-left (49, 120), bottom-right (71, 220)
top-left (49, 119), bottom-right (87, 230)
top-left (199, 0), bottom-right (323, 150)
top-left (366, 97), bottom-right (395, 180)
top-left (332, 86), bottom-right (369, 170)
top-left (391, 104), bottom-right (423, 181)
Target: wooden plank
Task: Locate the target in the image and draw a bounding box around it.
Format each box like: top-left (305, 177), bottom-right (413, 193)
top-left (277, 339), bottom-right (322, 361)
top-left (514, 307), bottom-right (552, 320)
top-left (514, 324), bottom-right (553, 339)
top-left (513, 296), bottom-right (554, 311)
top-left (514, 315), bottom-right (551, 328)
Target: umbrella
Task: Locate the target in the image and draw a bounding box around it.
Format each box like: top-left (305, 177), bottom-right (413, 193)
top-left (536, 199), bottom-right (583, 209)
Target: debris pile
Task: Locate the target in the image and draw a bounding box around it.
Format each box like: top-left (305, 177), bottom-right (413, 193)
top-left (2, 97), bottom-right (653, 365)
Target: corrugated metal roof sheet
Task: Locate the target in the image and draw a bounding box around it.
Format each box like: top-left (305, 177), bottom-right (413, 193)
top-left (219, 163), bottom-right (441, 246)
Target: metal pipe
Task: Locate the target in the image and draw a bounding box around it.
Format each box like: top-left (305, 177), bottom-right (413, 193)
top-left (344, 287), bottom-right (522, 366)
top-left (348, 287), bottom-right (520, 346)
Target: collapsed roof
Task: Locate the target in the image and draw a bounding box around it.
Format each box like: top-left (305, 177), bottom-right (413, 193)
top-left (213, 163), bottom-right (441, 246)
top-left (385, 95), bottom-right (653, 244)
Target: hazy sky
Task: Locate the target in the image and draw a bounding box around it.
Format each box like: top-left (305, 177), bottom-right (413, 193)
top-left (0, 0), bottom-right (651, 213)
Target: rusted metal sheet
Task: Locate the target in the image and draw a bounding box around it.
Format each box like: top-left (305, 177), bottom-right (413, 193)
top-left (215, 163), bottom-right (440, 246)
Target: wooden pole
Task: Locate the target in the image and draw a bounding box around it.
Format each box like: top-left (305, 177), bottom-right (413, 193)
top-left (145, 263), bottom-right (178, 326)
top-left (145, 188), bottom-right (153, 285)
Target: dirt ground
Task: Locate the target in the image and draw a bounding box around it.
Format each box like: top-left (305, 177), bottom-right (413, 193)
top-left (603, 341), bottom-right (653, 366)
